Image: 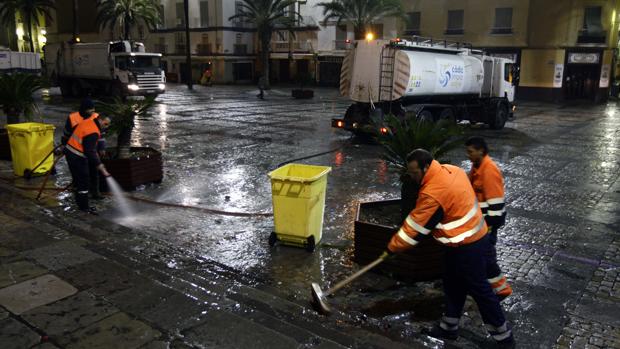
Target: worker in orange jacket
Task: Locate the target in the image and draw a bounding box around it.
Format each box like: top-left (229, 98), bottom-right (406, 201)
top-left (65, 115), bottom-right (111, 214)
top-left (466, 136), bottom-right (513, 301)
top-left (388, 149), bottom-right (514, 347)
top-left (61, 98), bottom-right (107, 199)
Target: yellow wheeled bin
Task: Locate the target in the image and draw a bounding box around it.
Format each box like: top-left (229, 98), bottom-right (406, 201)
top-left (268, 163), bottom-right (331, 252)
top-left (6, 122), bottom-right (55, 177)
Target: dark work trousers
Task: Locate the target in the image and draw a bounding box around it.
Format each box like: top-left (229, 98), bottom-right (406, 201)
top-left (443, 235), bottom-right (507, 330)
top-left (88, 160), bottom-right (100, 197)
top-left (486, 225), bottom-right (502, 281)
top-left (65, 150), bottom-right (90, 211)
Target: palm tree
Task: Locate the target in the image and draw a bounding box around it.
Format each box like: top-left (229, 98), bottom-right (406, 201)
top-left (0, 0), bottom-right (19, 51)
top-left (317, 0), bottom-right (405, 40)
top-left (96, 0), bottom-right (160, 41)
top-left (0, 0), bottom-right (55, 52)
top-left (98, 96), bottom-right (155, 159)
top-left (229, 0), bottom-right (298, 89)
top-left (377, 113), bottom-right (463, 218)
top-left (0, 73), bottom-right (44, 124)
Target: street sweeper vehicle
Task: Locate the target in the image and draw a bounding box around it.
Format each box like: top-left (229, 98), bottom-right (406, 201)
top-left (332, 36), bottom-right (517, 135)
top-left (44, 40), bottom-right (165, 98)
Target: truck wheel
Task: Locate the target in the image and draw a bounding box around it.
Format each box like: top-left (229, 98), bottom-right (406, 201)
top-left (439, 108), bottom-right (456, 124)
top-left (70, 80), bottom-right (82, 98)
top-left (490, 103), bottom-right (508, 130)
top-left (59, 80), bottom-right (72, 97)
top-left (417, 110), bottom-right (433, 123)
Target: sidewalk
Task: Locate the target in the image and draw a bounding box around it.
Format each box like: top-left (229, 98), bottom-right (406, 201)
top-left (0, 180), bottom-right (425, 349)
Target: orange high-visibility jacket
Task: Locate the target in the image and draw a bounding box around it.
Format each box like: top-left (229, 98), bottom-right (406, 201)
top-left (67, 117), bottom-right (101, 156)
top-left (388, 160), bottom-right (487, 253)
top-left (68, 112), bottom-right (99, 128)
top-left (469, 155), bottom-right (506, 228)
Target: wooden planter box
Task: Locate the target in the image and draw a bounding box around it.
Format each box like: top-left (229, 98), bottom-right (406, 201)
top-left (292, 89), bottom-right (314, 99)
top-left (101, 147), bottom-right (163, 191)
top-left (354, 199), bottom-right (445, 282)
top-left (0, 129), bottom-right (11, 160)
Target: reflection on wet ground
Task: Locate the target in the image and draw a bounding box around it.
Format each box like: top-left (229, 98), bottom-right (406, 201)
top-left (2, 85), bottom-right (619, 347)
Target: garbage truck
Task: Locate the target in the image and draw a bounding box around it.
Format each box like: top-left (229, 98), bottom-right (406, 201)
top-left (0, 49), bottom-right (41, 73)
top-left (332, 37), bottom-right (517, 134)
top-left (44, 40), bottom-right (165, 98)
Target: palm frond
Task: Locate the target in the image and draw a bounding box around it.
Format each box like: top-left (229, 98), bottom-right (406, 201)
top-left (0, 73), bottom-right (43, 121)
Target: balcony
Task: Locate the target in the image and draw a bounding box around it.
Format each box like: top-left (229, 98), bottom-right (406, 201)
top-left (153, 44), bottom-right (167, 54)
top-left (491, 27), bottom-right (513, 35)
top-left (404, 29), bottom-right (421, 36)
top-left (577, 29), bottom-right (606, 44)
top-left (444, 28), bottom-right (464, 35)
top-left (333, 40), bottom-right (352, 50)
top-left (196, 43), bottom-right (213, 55)
top-left (175, 44), bottom-right (186, 55)
top-left (233, 44), bottom-right (248, 55)
top-left (271, 41), bottom-right (312, 53)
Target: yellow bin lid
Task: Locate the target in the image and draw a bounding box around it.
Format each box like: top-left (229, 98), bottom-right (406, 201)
top-left (6, 122), bottom-right (55, 133)
top-left (268, 163), bottom-right (331, 183)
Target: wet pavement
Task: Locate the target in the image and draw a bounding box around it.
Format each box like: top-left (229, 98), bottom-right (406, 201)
top-left (0, 84), bottom-right (619, 348)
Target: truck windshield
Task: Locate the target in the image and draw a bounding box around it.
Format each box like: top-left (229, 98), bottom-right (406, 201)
top-left (116, 56), bottom-right (161, 69)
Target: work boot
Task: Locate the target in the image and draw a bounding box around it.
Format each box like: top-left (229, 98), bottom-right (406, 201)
top-left (86, 207), bottom-right (99, 216)
top-left (76, 192), bottom-right (90, 212)
top-left (496, 335), bottom-right (515, 349)
top-left (425, 324), bottom-right (458, 341)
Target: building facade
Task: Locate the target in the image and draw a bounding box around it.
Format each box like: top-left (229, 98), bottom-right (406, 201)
top-left (402, 0), bottom-right (620, 102)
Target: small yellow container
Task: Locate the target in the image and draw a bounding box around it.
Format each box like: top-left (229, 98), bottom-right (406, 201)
top-left (6, 122), bottom-right (55, 177)
top-left (268, 163), bottom-right (331, 251)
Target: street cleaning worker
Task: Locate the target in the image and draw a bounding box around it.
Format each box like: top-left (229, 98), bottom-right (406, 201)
top-left (387, 149), bottom-right (514, 347)
top-left (65, 114), bottom-right (112, 214)
top-left (60, 98), bottom-right (107, 200)
top-left (466, 136), bottom-right (513, 301)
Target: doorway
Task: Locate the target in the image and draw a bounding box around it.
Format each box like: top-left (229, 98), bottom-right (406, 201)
top-left (564, 64), bottom-right (600, 100)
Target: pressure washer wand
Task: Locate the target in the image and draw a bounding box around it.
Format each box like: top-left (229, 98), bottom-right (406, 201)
top-left (36, 153), bottom-right (66, 201)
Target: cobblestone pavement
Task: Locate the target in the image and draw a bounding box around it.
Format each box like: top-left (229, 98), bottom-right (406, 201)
top-left (0, 85), bottom-right (619, 348)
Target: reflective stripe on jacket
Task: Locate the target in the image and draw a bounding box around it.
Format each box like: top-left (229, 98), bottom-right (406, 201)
top-left (67, 117), bottom-right (101, 156)
top-left (388, 160), bottom-right (488, 252)
top-left (469, 155), bottom-right (506, 227)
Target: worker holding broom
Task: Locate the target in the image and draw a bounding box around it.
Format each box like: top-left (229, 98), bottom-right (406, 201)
top-left (387, 149), bottom-right (514, 347)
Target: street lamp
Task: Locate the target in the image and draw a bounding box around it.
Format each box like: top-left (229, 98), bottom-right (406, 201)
top-left (365, 32), bottom-right (374, 41)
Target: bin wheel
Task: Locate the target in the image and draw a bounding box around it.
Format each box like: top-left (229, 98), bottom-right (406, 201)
top-left (268, 232), bottom-right (278, 247)
top-left (23, 169), bottom-right (32, 180)
top-left (306, 236), bottom-right (315, 252)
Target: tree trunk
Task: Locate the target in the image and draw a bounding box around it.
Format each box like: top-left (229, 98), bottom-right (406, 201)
top-left (400, 176), bottom-right (420, 221)
top-left (124, 16), bottom-right (131, 40)
top-left (7, 19), bottom-right (18, 50)
top-left (4, 107), bottom-right (21, 124)
top-left (354, 26), bottom-right (365, 40)
top-left (26, 15), bottom-right (34, 52)
top-left (116, 126), bottom-right (133, 159)
top-left (72, 0), bottom-right (79, 40)
top-left (261, 32), bottom-right (271, 89)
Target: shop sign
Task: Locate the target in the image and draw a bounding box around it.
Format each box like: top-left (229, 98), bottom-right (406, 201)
top-left (568, 52), bottom-right (600, 64)
top-left (599, 64), bottom-right (610, 88)
top-left (553, 64), bottom-right (564, 88)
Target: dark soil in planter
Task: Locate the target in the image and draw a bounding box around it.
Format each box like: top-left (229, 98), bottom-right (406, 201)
top-left (354, 199), bottom-right (445, 282)
top-left (100, 146), bottom-right (163, 191)
top-left (0, 129), bottom-right (11, 160)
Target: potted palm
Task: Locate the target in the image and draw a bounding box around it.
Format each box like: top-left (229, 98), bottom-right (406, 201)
top-left (0, 73), bottom-right (43, 160)
top-left (354, 113), bottom-right (463, 281)
top-left (291, 72), bottom-right (314, 99)
top-left (97, 97), bottom-right (162, 190)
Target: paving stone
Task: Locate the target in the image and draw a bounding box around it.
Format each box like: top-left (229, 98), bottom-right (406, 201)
top-left (0, 247), bottom-right (17, 258)
top-left (107, 281), bottom-right (177, 317)
top-left (31, 343), bottom-right (60, 349)
top-left (59, 312), bottom-right (160, 349)
top-left (139, 340), bottom-right (170, 349)
top-left (55, 258), bottom-right (146, 296)
top-left (22, 291), bottom-right (120, 336)
top-left (0, 307), bottom-right (8, 320)
top-left (0, 274), bottom-right (77, 314)
top-left (23, 241), bottom-right (102, 271)
top-left (0, 317), bottom-right (41, 349)
top-left (0, 260), bottom-right (47, 288)
top-left (140, 292), bottom-right (209, 333)
top-left (183, 309), bottom-right (299, 349)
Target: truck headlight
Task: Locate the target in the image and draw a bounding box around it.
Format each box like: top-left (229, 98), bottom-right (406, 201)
top-left (158, 84), bottom-right (165, 90)
top-left (127, 84), bottom-right (140, 91)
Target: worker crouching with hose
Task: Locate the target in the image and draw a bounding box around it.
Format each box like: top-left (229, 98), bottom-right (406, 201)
top-left (64, 114), bottom-right (112, 215)
top-left (387, 149), bottom-right (514, 348)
